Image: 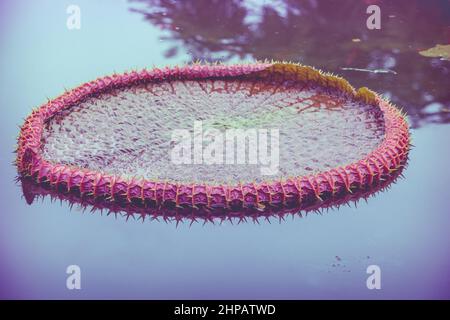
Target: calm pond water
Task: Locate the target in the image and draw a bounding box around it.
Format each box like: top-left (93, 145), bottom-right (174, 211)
top-left (0, 0), bottom-right (449, 299)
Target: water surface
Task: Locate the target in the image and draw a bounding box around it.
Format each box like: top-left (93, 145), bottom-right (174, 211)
top-left (0, 0), bottom-right (449, 299)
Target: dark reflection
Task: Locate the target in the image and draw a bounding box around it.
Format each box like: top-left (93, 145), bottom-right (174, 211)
top-left (130, 0), bottom-right (450, 128)
top-left (19, 170), bottom-right (403, 225)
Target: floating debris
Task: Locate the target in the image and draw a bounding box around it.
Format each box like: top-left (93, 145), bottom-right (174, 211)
top-left (419, 44), bottom-right (450, 61)
top-left (341, 67), bottom-right (397, 75)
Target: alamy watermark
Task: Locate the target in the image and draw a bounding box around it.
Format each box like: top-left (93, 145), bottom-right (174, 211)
top-left (366, 265), bottom-right (381, 290)
top-left (66, 5), bottom-right (81, 30)
top-left (170, 121), bottom-right (279, 176)
top-left (66, 264), bottom-right (81, 290)
top-left (366, 5), bottom-right (381, 30)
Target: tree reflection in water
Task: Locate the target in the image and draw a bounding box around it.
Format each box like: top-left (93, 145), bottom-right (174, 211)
top-left (129, 0), bottom-right (450, 127)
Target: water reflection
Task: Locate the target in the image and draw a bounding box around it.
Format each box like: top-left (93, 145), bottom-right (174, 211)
top-left (130, 0), bottom-right (450, 127)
